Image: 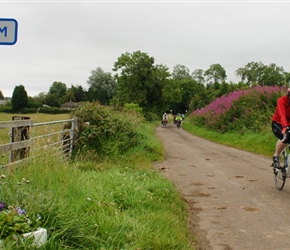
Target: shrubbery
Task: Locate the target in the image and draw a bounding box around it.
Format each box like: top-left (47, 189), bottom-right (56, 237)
top-left (71, 101), bottom-right (145, 158)
top-left (189, 86), bottom-right (284, 133)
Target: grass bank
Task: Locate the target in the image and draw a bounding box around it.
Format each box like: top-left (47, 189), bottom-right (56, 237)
top-left (0, 118), bottom-right (194, 249)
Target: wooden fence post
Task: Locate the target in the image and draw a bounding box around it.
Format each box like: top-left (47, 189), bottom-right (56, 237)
top-left (11, 116), bottom-right (31, 161)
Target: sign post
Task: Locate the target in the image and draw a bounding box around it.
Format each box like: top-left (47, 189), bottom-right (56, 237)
top-left (0, 18), bottom-right (18, 45)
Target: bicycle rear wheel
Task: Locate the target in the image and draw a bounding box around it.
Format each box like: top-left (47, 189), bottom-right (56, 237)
top-left (274, 150), bottom-right (287, 190)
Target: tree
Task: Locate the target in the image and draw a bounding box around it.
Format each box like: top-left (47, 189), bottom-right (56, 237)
top-left (172, 65), bottom-right (191, 80)
top-left (27, 96), bottom-right (41, 108)
top-left (45, 93), bottom-right (60, 107)
top-left (0, 90), bottom-right (4, 100)
top-left (204, 64), bottom-right (227, 86)
top-left (48, 81), bottom-right (67, 98)
top-left (235, 62), bottom-right (265, 86)
top-left (171, 65), bottom-right (198, 113)
top-left (260, 63), bottom-right (286, 86)
top-left (70, 85), bottom-right (87, 102)
top-left (60, 89), bottom-right (75, 104)
top-left (191, 69), bottom-right (205, 84)
top-left (33, 92), bottom-right (46, 106)
top-left (11, 85), bottom-right (28, 112)
top-left (235, 62), bottom-right (287, 86)
top-left (112, 51), bottom-right (175, 115)
top-left (87, 67), bottom-right (116, 105)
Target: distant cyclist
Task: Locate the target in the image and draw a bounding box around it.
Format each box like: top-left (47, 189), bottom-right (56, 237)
top-left (162, 113), bottom-right (168, 127)
top-left (176, 113), bottom-right (182, 129)
top-left (271, 88), bottom-right (290, 168)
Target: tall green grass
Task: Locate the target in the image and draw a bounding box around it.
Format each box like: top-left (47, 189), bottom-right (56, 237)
top-left (0, 120), bottom-right (194, 249)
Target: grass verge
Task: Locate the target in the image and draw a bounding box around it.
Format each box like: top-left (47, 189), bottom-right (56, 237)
top-left (182, 118), bottom-right (275, 158)
top-left (0, 121), bottom-right (194, 249)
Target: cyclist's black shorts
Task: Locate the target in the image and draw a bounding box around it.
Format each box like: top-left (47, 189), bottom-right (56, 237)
top-left (272, 121), bottom-right (290, 143)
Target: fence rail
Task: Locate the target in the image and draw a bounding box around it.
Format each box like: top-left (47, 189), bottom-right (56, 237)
top-left (0, 117), bottom-right (78, 168)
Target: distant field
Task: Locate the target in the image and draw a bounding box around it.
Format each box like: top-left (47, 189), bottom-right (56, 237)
top-left (0, 113), bottom-right (70, 123)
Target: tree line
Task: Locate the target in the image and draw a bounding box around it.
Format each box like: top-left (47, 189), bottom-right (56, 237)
top-left (1, 51), bottom-right (289, 118)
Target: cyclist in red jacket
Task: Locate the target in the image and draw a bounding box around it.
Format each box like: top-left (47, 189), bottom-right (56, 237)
top-left (272, 88), bottom-right (290, 168)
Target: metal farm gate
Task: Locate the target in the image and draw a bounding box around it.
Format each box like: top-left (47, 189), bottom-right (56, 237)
top-left (0, 117), bottom-right (78, 168)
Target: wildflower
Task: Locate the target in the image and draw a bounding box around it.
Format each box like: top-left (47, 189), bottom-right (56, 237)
top-left (16, 207), bottom-right (26, 215)
top-left (0, 202), bottom-right (5, 211)
top-left (0, 175), bottom-right (6, 179)
top-left (87, 198), bottom-right (91, 201)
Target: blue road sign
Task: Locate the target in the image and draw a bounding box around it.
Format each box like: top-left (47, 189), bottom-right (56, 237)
top-left (0, 18), bottom-right (18, 45)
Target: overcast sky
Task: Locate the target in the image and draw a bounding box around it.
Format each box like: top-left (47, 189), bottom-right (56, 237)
top-left (1, 1), bottom-right (290, 97)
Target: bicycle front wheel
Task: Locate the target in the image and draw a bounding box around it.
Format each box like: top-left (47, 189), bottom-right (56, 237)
top-left (274, 168), bottom-right (286, 190)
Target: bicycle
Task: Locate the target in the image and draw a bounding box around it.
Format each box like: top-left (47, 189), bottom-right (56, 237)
top-left (162, 120), bottom-right (168, 128)
top-left (176, 120), bottom-right (181, 129)
top-left (273, 133), bottom-right (290, 190)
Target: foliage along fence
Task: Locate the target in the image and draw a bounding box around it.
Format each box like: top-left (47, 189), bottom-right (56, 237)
top-left (0, 117), bottom-right (78, 168)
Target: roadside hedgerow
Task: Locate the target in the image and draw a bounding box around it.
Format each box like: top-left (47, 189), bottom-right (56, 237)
top-left (189, 86), bottom-right (284, 133)
top-left (71, 101), bottom-right (145, 158)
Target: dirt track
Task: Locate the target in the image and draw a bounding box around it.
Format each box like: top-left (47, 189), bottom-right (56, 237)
top-left (154, 123), bottom-right (290, 250)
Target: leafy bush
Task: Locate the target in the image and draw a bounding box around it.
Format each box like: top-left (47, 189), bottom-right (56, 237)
top-left (71, 101), bottom-right (145, 158)
top-left (123, 103), bottom-right (143, 114)
top-left (189, 86), bottom-right (284, 133)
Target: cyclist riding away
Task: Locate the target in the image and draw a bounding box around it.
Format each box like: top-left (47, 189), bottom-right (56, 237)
top-left (162, 113), bottom-right (168, 127)
top-left (176, 113), bottom-right (182, 129)
top-left (272, 88), bottom-right (290, 168)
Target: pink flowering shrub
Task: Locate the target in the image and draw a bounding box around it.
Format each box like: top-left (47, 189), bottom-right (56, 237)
top-left (189, 86), bottom-right (284, 133)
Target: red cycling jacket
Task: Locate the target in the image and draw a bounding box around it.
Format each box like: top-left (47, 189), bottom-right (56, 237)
top-left (272, 95), bottom-right (290, 128)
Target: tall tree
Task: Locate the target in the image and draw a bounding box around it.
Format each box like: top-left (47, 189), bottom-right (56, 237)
top-left (48, 81), bottom-right (67, 98)
top-left (235, 62), bottom-right (266, 86)
top-left (171, 64), bottom-right (197, 113)
top-left (87, 67), bottom-right (116, 105)
top-left (0, 90), bottom-right (4, 100)
top-left (11, 85), bottom-right (28, 112)
top-left (260, 63), bottom-right (286, 86)
top-left (45, 93), bottom-right (60, 107)
top-left (172, 65), bottom-right (191, 80)
top-left (112, 51), bottom-right (175, 115)
top-left (204, 64), bottom-right (227, 86)
top-left (71, 85), bottom-right (87, 102)
top-left (191, 69), bottom-right (205, 84)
